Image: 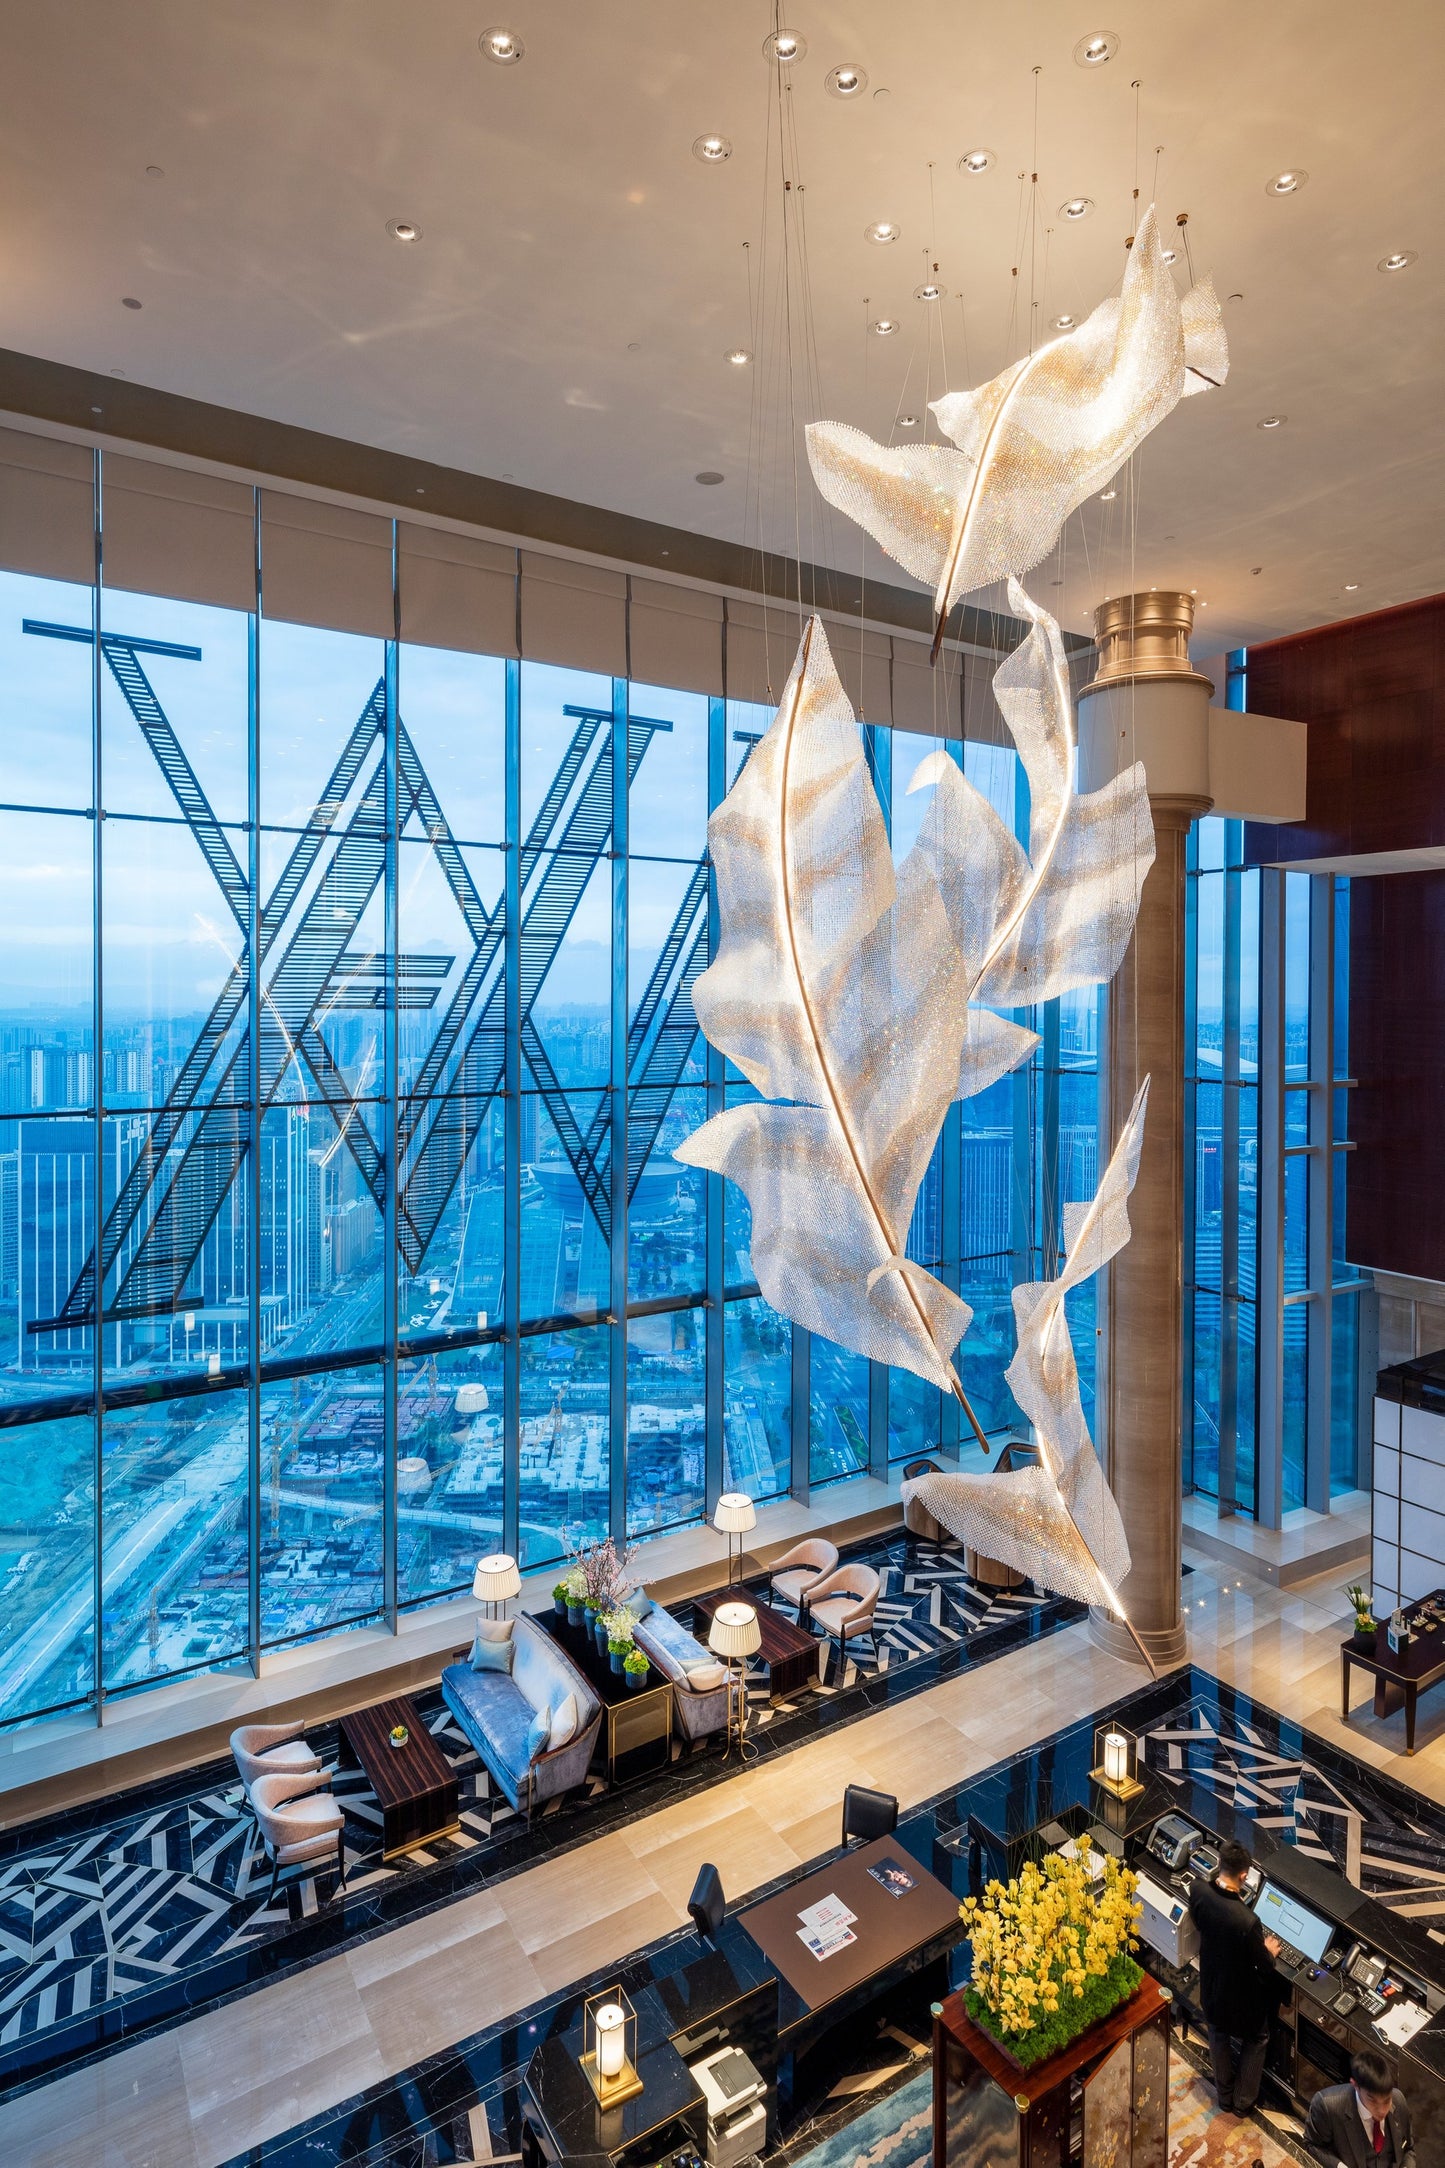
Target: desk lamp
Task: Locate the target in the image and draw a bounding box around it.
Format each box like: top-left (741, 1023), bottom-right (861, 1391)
top-left (707, 1600), bottom-right (761, 1762)
top-left (473, 1552), bottom-right (521, 1622)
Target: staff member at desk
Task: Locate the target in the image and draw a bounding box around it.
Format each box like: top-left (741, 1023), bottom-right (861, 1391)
top-left (1188, 1840), bottom-right (1283, 2116)
top-left (1302, 2050), bottom-right (1416, 2168)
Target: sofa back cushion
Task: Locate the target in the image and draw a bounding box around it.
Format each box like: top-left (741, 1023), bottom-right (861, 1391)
top-left (510, 1616), bottom-right (600, 1728)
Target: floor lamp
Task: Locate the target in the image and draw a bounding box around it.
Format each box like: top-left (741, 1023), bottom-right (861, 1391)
top-left (473, 1552), bottom-right (521, 1622)
top-left (707, 1600), bottom-right (761, 1763)
top-left (713, 1492), bottom-right (756, 1586)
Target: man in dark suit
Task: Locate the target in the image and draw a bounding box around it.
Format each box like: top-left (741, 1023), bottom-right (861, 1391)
top-left (1187, 1840), bottom-right (1283, 2115)
top-left (1303, 2049), bottom-right (1416, 2167)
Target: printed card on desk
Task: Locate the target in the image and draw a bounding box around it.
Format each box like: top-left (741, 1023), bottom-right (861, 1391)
top-left (798, 1923), bottom-right (857, 1961)
top-left (797, 1893), bottom-right (856, 1938)
top-left (866, 1857), bottom-right (917, 1899)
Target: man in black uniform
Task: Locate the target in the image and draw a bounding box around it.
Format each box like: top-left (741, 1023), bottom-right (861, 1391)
top-left (1188, 1839), bottom-right (1283, 2116)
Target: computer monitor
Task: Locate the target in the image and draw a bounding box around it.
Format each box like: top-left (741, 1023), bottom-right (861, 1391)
top-left (1254, 1878), bottom-right (1334, 1964)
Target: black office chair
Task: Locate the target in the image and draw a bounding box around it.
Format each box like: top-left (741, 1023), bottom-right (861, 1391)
top-left (688, 1860), bottom-right (726, 1941)
top-left (841, 1784), bottom-right (898, 1846)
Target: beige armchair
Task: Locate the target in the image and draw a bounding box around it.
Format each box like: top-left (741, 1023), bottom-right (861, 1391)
top-left (807, 1562), bottom-right (881, 1662)
top-left (250, 1769), bottom-right (345, 1900)
top-left (230, 1720), bottom-right (323, 1793)
top-left (768, 1538), bottom-right (839, 1617)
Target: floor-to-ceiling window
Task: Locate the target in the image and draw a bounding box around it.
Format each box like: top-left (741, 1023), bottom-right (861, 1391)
top-left (1183, 650), bottom-right (1366, 1523)
top-left (0, 439), bottom-right (1106, 1730)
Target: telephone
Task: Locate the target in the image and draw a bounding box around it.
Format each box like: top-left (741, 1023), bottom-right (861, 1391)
top-left (1345, 1942), bottom-right (1386, 1994)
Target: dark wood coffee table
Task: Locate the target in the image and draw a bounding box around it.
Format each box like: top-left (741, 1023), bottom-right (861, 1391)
top-left (1341, 1590), bottom-right (1445, 1755)
top-left (339, 1694), bottom-right (460, 1856)
top-left (692, 1590), bottom-right (819, 1701)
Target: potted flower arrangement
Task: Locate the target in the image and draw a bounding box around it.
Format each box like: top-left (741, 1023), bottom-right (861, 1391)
top-left (562, 1565), bottom-right (588, 1629)
top-left (604, 1607), bottom-right (635, 1675)
top-left (623, 1648), bottom-right (650, 1693)
top-left (568, 1537), bottom-right (638, 1650)
top-left (1345, 1582), bottom-right (1377, 1650)
top-left (552, 1579), bottom-right (570, 1620)
top-left (960, 1838), bottom-right (1142, 2071)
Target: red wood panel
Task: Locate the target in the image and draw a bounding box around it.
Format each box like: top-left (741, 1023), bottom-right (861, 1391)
top-left (1347, 871), bottom-right (1445, 1282)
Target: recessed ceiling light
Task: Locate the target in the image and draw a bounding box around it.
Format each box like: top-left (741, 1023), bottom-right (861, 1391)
top-left (1054, 313), bottom-right (1076, 330)
top-left (387, 219), bottom-right (422, 243)
top-left (1100, 489), bottom-right (1118, 500)
top-left (121, 296), bottom-right (142, 309)
top-left (479, 26), bottom-right (523, 64)
top-left (1257, 414), bottom-right (1286, 429)
top-left (914, 281), bottom-right (943, 302)
top-left (865, 221), bottom-right (900, 245)
top-left (1266, 169), bottom-right (1307, 197)
top-left (825, 63), bottom-right (868, 98)
top-left (1073, 30), bottom-right (1119, 66)
top-left (692, 134), bottom-right (733, 164)
top-left (90, 405), bottom-right (102, 415)
top-left (762, 28), bottom-right (806, 62)
top-left (695, 470), bottom-right (725, 485)
top-left (1160, 247), bottom-right (1178, 264)
top-left (897, 414), bottom-right (919, 428)
top-left (109, 367), bottom-right (126, 378)
top-left (958, 147), bottom-right (996, 176)
top-left (144, 165), bottom-right (165, 181)
top-left (870, 318), bottom-right (899, 336)
top-left (723, 348), bottom-right (752, 366)
top-left (1344, 582), bottom-right (1359, 591)
top-left (1378, 249), bottom-right (1417, 273)
top-left (1059, 196), bottom-right (1095, 221)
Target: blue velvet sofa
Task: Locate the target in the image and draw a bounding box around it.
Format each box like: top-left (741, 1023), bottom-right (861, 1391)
top-left (442, 1615), bottom-right (601, 1816)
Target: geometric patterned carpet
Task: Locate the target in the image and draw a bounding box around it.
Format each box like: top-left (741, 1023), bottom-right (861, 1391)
top-left (0, 1533), bottom-right (1065, 2077)
top-left (1143, 1690), bottom-right (1445, 1923)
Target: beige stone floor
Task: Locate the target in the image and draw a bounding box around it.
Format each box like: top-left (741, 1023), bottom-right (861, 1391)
top-left (0, 1555), bottom-right (1437, 2168)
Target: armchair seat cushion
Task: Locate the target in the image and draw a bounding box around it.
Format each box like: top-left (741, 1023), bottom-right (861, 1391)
top-left (249, 1738), bottom-right (319, 1773)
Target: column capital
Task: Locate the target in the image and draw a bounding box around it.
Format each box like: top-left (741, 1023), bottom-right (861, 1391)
top-left (1147, 791), bottom-right (1212, 828)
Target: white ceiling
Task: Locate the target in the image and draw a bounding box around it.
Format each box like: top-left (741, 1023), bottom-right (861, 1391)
top-left (3, 0), bottom-right (1441, 657)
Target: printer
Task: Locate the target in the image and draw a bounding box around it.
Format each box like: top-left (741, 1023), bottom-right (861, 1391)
top-left (692, 2045), bottom-right (767, 2168)
top-left (1135, 1868), bottom-right (1201, 1970)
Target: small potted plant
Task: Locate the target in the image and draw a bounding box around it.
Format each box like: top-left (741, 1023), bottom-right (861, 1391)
top-left (552, 1579), bottom-right (570, 1620)
top-left (604, 1607), bottom-right (635, 1675)
top-left (623, 1647), bottom-right (650, 1692)
top-left (563, 1566), bottom-right (588, 1628)
top-left (1346, 1582), bottom-right (1377, 1649)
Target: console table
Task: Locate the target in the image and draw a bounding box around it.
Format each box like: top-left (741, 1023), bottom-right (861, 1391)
top-left (1341, 1590), bottom-right (1445, 1754)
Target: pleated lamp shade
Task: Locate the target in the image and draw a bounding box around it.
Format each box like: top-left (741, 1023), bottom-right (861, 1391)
top-left (707, 1600), bottom-right (762, 1660)
top-left (713, 1492), bottom-right (756, 1534)
top-left (472, 1552), bottom-right (521, 1602)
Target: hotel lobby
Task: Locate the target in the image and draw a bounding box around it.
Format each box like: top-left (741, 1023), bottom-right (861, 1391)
top-left (0, 6), bottom-right (1442, 2165)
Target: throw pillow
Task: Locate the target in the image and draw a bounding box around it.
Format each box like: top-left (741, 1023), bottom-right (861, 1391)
top-left (526, 1702), bottom-right (553, 1760)
top-left (470, 1634), bottom-right (514, 1674)
top-left (473, 1617), bottom-right (512, 1643)
top-left (681, 1659), bottom-right (726, 1691)
top-left (624, 1589), bottom-right (654, 1621)
top-left (548, 1690), bottom-right (578, 1749)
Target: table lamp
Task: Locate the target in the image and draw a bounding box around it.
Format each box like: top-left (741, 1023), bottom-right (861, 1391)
top-left (473, 1552), bottom-right (521, 1621)
top-left (1090, 1721), bottom-right (1143, 1800)
top-left (580, 1985), bottom-right (642, 2105)
top-left (713, 1491), bottom-right (756, 1585)
top-left (707, 1599), bottom-right (762, 1762)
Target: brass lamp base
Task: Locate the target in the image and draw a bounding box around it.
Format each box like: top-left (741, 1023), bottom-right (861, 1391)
top-left (579, 2051), bottom-right (644, 2108)
top-left (1089, 1764), bottom-right (1144, 1801)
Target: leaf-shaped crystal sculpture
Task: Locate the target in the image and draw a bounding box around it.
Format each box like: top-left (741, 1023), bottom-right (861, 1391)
top-left (805, 205), bottom-right (1227, 652)
top-left (675, 616), bottom-right (975, 1391)
top-left (900, 1080), bottom-right (1151, 1616)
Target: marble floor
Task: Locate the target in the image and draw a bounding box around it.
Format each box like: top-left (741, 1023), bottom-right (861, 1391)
top-left (0, 1547), bottom-right (1436, 2168)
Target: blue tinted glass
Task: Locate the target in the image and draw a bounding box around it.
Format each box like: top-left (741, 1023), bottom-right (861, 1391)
top-left (399, 643), bottom-right (505, 847)
top-left (397, 838), bottom-right (505, 1096)
top-left (1235, 1299), bottom-right (1257, 1515)
top-left (0, 1115), bottom-right (96, 1406)
top-left (628, 682), bottom-right (707, 861)
top-left (628, 1306), bottom-right (704, 1535)
top-left (629, 1086), bottom-right (706, 1303)
top-left (259, 620), bottom-right (385, 833)
top-left (398, 1340), bottom-right (504, 1603)
top-left (399, 1096), bottom-right (504, 1340)
top-left (960, 1083), bottom-right (1014, 1260)
top-left (1193, 1081), bottom-right (1223, 1287)
top-left (103, 1386), bottom-right (250, 1689)
top-left (1194, 869), bottom-right (1223, 1070)
top-left (101, 590), bottom-right (249, 827)
top-left (1330, 1290), bottom-right (1360, 1496)
top-left (724, 1295), bottom-right (790, 1500)
top-left (0, 812), bottom-right (93, 1104)
top-left (0, 1411), bottom-right (94, 1721)
top-left (259, 1365), bottom-right (384, 1644)
top-left (0, 572), bottom-right (94, 811)
top-left (810, 1334), bottom-right (869, 1483)
top-left (1282, 1304), bottom-right (1308, 1511)
top-left (957, 1254), bottom-right (1020, 1437)
top-left (523, 1323), bottom-right (610, 1565)
top-left (1191, 1290), bottom-right (1222, 1498)
top-left (521, 1091), bottom-right (610, 1322)
top-left (527, 849), bottom-right (610, 1084)
top-left (1284, 871), bottom-right (1310, 1081)
top-left (259, 1101), bottom-right (381, 1363)
top-left (520, 660), bottom-right (613, 832)
top-left (889, 1367), bottom-right (941, 1462)
top-left (1333, 878), bottom-right (1350, 1078)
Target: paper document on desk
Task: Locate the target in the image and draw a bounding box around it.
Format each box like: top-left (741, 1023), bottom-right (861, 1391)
top-left (798, 1893), bottom-right (856, 1939)
top-left (1376, 2000), bottom-right (1429, 2048)
top-left (798, 1923), bottom-right (857, 1961)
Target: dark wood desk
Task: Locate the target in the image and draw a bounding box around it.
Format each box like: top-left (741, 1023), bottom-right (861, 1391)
top-left (692, 1591), bottom-right (818, 1701)
top-left (739, 1835), bottom-right (964, 2017)
top-left (1341, 1590), bottom-right (1445, 1754)
top-left (339, 1694), bottom-right (460, 1857)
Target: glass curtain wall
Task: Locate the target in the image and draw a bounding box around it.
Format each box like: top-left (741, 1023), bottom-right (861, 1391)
top-left (1183, 650), bottom-right (1366, 1524)
top-left (0, 474), bottom-right (1095, 1732)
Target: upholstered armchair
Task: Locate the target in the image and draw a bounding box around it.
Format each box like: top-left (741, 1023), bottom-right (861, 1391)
top-left (230, 1720), bottom-right (324, 1793)
top-left (806, 1562), bottom-right (881, 1661)
top-left (768, 1538), bottom-right (840, 1618)
top-left (250, 1769), bottom-right (345, 1899)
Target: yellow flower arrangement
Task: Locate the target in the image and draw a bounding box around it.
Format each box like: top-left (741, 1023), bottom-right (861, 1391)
top-left (960, 1838), bottom-right (1143, 2068)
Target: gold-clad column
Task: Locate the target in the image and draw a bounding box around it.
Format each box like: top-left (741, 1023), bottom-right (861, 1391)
top-left (1079, 594), bottom-right (1212, 1671)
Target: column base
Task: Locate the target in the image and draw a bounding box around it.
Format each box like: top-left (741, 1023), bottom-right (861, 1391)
top-left (1089, 1605), bottom-right (1189, 1673)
